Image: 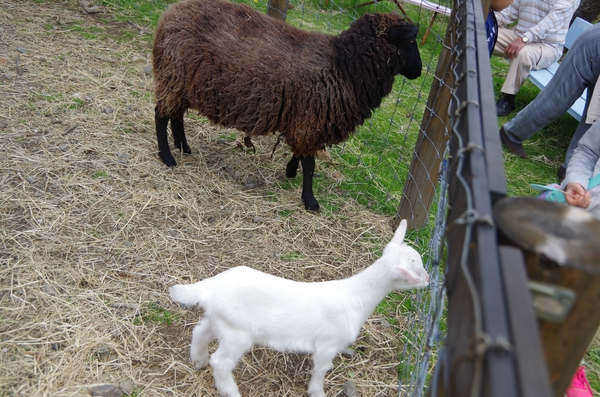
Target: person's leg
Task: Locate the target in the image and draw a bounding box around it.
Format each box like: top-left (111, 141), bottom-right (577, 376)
top-left (494, 30), bottom-right (559, 116)
top-left (501, 44), bottom-right (558, 95)
top-left (503, 24), bottom-right (600, 145)
top-left (494, 29), bottom-right (522, 116)
top-left (492, 28), bottom-right (518, 57)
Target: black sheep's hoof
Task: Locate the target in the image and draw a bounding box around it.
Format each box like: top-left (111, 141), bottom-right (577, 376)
top-left (285, 167), bottom-right (298, 178)
top-left (303, 198), bottom-right (320, 212)
top-left (160, 153), bottom-right (177, 167)
top-left (176, 142), bottom-right (192, 154)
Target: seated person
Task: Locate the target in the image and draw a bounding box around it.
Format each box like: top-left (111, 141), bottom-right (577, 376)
top-left (485, 0), bottom-right (514, 57)
top-left (498, 23), bottom-right (600, 182)
top-left (492, 0), bottom-right (580, 117)
top-left (562, 117), bottom-right (600, 212)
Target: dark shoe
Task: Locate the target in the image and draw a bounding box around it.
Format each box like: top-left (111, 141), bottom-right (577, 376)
top-left (557, 165), bottom-right (566, 183)
top-left (496, 97), bottom-right (516, 117)
top-left (499, 127), bottom-right (527, 158)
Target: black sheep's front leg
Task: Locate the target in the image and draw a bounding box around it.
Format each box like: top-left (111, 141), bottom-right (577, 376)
top-left (300, 156), bottom-right (319, 211)
top-left (155, 105), bottom-right (177, 167)
top-left (171, 117), bottom-right (192, 155)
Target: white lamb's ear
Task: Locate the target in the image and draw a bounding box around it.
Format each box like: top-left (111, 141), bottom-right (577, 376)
top-left (391, 219), bottom-right (407, 245)
top-left (392, 267), bottom-right (423, 284)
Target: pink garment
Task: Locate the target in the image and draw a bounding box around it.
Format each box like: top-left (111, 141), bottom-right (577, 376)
top-left (566, 365), bottom-right (594, 397)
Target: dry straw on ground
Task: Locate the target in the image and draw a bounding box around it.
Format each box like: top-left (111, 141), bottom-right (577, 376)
top-left (0, 1), bottom-right (417, 396)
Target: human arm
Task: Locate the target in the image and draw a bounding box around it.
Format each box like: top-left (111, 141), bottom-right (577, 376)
top-left (565, 182), bottom-right (591, 208)
top-left (519, 0), bottom-right (579, 43)
top-left (491, 0), bottom-right (513, 11)
top-left (494, 0), bottom-right (520, 27)
top-left (503, 37), bottom-right (526, 58)
top-left (562, 121), bottom-right (600, 208)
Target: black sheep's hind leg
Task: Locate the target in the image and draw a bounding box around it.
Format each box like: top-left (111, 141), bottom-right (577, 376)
top-left (286, 155), bottom-right (301, 178)
top-left (155, 105), bottom-right (177, 167)
top-left (171, 117), bottom-right (191, 154)
top-left (300, 156), bottom-right (319, 211)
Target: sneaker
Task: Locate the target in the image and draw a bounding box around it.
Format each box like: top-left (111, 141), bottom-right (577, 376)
top-left (499, 127), bottom-right (528, 158)
top-left (566, 365), bottom-right (594, 397)
top-left (557, 165), bottom-right (567, 183)
top-left (496, 96), bottom-right (516, 117)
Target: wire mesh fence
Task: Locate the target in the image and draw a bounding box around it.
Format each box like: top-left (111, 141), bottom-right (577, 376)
top-left (253, 0), bottom-right (454, 395)
top-left (240, 0), bottom-right (453, 395)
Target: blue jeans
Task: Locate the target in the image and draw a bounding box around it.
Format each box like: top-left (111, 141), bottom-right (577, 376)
top-left (503, 23), bottom-right (600, 167)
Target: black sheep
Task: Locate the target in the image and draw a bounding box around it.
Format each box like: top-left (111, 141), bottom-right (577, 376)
top-left (153, 0), bottom-right (422, 211)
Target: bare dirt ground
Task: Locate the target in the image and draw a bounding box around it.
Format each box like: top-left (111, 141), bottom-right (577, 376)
top-left (0, 1), bottom-right (412, 395)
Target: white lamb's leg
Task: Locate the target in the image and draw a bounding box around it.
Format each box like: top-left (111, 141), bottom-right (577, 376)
top-left (190, 318), bottom-right (215, 369)
top-left (307, 347), bottom-right (337, 397)
top-left (209, 334), bottom-right (252, 397)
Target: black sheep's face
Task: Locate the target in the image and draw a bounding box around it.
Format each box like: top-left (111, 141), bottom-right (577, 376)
top-left (388, 24), bottom-right (422, 80)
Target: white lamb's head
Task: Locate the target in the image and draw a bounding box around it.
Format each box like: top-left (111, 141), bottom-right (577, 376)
top-left (381, 219), bottom-right (429, 290)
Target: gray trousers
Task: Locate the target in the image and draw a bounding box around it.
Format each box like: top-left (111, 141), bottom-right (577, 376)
top-left (504, 23), bottom-right (600, 167)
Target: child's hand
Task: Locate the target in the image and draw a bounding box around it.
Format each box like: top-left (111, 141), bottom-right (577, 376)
top-left (565, 182), bottom-right (591, 208)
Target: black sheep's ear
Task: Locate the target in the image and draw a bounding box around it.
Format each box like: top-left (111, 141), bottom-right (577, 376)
top-left (388, 24), bottom-right (419, 43)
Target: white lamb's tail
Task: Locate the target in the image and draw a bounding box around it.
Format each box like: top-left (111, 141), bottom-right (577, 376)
top-left (169, 284), bottom-right (203, 308)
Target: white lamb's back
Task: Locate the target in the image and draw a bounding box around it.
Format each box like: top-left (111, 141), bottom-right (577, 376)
top-left (191, 266), bottom-right (356, 352)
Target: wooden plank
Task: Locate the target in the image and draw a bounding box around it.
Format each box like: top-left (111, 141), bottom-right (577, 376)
top-left (527, 70), bottom-right (554, 89)
top-left (565, 17), bottom-right (593, 48)
top-left (494, 197), bottom-right (600, 397)
top-left (395, 16), bottom-right (453, 230)
top-left (498, 246), bottom-right (553, 397)
top-left (267, 0), bottom-right (288, 21)
top-left (525, 252), bottom-right (600, 397)
top-left (568, 96), bottom-right (586, 121)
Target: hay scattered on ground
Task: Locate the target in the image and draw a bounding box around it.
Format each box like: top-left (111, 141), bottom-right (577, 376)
top-left (0, 1), bottom-right (415, 395)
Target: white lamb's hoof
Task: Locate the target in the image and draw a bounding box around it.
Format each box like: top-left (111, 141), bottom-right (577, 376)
top-left (307, 387), bottom-right (326, 397)
top-left (340, 348), bottom-right (355, 358)
top-left (214, 381), bottom-right (242, 397)
top-left (192, 357), bottom-right (209, 369)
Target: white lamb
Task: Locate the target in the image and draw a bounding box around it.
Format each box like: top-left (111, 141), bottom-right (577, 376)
top-left (169, 219), bottom-right (429, 397)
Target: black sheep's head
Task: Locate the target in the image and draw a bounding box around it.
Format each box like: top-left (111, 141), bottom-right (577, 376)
top-left (387, 22), bottom-right (422, 80)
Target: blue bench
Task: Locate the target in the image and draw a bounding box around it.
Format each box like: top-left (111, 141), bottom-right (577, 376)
top-left (527, 17), bottom-right (593, 121)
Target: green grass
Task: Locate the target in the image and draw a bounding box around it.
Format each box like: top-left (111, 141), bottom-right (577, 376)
top-left (92, 170), bottom-right (109, 179)
top-left (280, 250), bottom-right (306, 262)
top-left (134, 302), bottom-right (183, 327)
top-left (102, 0), bottom-right (177, 28)
top-left (586, 338), bottom-right (600, 392)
